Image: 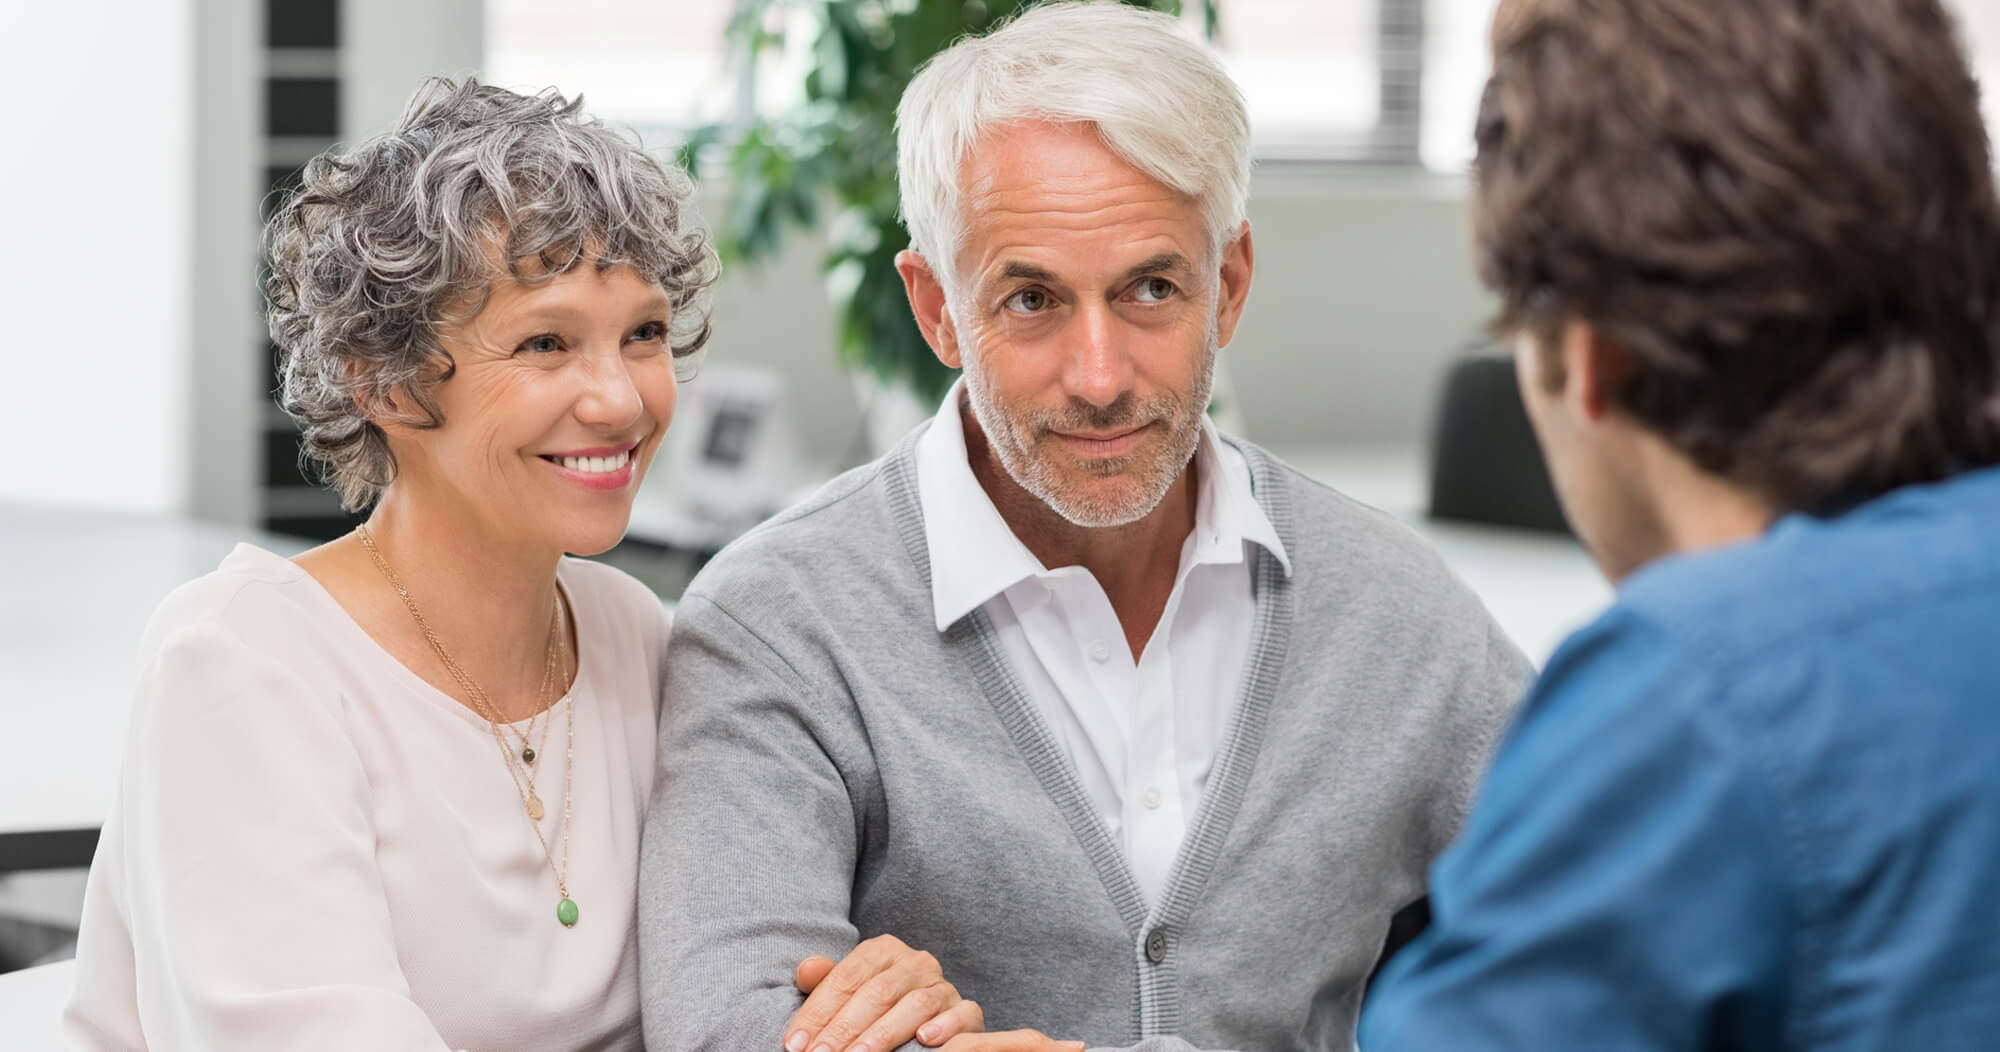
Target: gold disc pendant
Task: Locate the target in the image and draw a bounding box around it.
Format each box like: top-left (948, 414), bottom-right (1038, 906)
top-left (526, 795), bottom-right (545, 821)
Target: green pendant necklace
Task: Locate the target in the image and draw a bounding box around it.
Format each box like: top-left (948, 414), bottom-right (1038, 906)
top-left (354, 526), bottom-right (582, 929)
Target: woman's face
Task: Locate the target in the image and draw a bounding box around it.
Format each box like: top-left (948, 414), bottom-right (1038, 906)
top-left (386, 259), bottom-right (679, 558)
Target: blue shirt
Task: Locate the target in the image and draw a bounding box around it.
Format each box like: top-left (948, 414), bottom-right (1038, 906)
top-left (1360, 465), bottom-right (2000, 1051)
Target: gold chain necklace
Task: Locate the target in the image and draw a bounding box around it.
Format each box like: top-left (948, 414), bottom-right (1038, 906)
top-left (355, 525), bottom-right (582, 929)
top-left (360, 526), bottom-right (563, 816)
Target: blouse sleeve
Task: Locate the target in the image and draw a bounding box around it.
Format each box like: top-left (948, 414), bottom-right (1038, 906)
top-left (95, 619), bottom-right (459, 1051)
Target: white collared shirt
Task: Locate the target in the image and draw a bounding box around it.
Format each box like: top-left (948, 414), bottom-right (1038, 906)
top-left (916, 380), bottom-right (1291, 905)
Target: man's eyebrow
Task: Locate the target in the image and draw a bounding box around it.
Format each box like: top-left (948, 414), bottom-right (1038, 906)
top-left (998, 260), bottom-right (1060, 283)
top-left (1123, 253), bottom-right (1194, 280)
top-left (987, 255), bottom-right (1192, 288)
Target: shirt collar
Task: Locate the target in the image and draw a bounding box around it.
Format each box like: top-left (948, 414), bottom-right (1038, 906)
top-left (914, 378), bottom-right (1292, 633)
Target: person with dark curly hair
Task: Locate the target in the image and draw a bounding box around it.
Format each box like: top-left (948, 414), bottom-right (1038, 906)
top-left (1362, 0), bottom-right (2000, 1048)
top-left (60, 79), bottom-right (981, 1051)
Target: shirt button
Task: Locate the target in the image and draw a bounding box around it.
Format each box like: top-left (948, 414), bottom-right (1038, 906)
top-left (1145, 928), bottom-right (1168, 963)
top-left (1143, 787), bottom-right (1163, 810)
top-left (1087, 640), bottom-right (1111, 662)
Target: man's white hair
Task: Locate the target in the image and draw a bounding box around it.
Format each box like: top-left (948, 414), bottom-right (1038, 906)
top-left (895, 2), bottom-right (1251, 290)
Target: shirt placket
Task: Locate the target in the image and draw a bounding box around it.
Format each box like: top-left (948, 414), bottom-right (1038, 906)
top-left (1125, 640), bottom-right (1184, 903)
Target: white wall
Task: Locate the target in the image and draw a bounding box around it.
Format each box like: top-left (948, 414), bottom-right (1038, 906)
top-left (1231, 171), bottom-right (1492, 447)
top-left (0, 0), bottom-right (196, 512)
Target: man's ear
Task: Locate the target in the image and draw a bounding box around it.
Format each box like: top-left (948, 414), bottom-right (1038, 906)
top-left (895, 249), bottom-right (962, 370)
top-left (1213, 222), bottom-right (1255, 349)
top-left (1561, 320), bottom-right (1634, 423)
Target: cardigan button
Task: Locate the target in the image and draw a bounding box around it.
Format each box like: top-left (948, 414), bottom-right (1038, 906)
top-left (1144, 928), bottom-right (1168, 963)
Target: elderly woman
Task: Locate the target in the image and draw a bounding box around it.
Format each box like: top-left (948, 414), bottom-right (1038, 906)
top-left (61, 79), bottom-right (977, 1051)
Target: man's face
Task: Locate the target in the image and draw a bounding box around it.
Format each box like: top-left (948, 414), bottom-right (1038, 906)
top-left (935, 121), bottom-right (1252, 528)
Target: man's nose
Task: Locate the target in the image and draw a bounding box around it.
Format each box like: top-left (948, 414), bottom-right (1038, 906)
top-left (1061, 304), bottom-right (1135, 410)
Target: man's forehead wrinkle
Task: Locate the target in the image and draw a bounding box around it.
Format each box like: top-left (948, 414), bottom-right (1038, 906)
top-left (965, 185), bottom-right (1184, 227)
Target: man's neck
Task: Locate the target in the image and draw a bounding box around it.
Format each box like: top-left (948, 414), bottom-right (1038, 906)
top-left (963, 406), bottom-right (1197, 660)
top-left (1612, 436), bottom-right (1779, 583)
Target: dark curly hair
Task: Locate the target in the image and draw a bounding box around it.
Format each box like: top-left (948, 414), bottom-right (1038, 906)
top-left (1477, 0), bottom-right (2000, 512)
top-left (265, 77), bottom-right (716, 511)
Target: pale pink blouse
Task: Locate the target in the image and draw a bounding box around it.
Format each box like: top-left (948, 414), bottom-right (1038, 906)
top-left (64, 544), bottom-right (668, 1051)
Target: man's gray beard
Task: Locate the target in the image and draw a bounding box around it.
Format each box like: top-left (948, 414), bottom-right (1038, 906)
top-left (963, 335), bottom-right (1217, 529)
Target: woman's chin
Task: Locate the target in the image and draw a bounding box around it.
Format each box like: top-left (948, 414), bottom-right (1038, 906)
top-left (550, 512), bottom-right (634, 559)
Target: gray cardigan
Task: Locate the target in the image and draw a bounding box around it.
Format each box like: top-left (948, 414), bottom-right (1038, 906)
top-left (638, 432), bottom-right (1531, 1051)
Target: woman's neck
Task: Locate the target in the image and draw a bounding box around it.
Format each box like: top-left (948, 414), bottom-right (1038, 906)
top-left (301, 481), bottom-right (571, 722)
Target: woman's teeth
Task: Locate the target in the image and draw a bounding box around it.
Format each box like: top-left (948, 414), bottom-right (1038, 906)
top-left (557, 450), bottom-right (631, 474)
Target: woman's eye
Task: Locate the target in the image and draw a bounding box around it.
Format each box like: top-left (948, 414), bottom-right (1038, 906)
top-left (1004, 287), bottom-right (1051, 313)
top-left (630, 321), bottom-right (667, 342)
top-left (518, 334), bottom-right (563, 354)
top-left (1133, 277), bottom-right (1177, 303)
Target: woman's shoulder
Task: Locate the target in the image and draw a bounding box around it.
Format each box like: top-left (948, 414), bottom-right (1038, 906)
top-left (141, 543), bottom-right (341, 657)
top-left (126, 545), bottom-right (370, 759)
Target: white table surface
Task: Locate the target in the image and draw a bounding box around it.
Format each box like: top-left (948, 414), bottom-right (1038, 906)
top-left (1273, 444), bottom-right (1613, 665)
top-left (2, 504), bottom-right (309, 842)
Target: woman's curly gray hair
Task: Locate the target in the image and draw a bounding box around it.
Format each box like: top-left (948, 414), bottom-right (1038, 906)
top-left (265, 77), bottom-right (715, 511)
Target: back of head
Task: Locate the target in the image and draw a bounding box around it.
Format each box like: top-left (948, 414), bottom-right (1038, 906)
top-left (896, 1), bottom-right (1250, 287)
top-left (1477, 0), bottom-right (2000, 511)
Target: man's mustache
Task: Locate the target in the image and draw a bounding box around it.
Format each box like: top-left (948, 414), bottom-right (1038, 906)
top-left (1029, 394), bottom-right (1170, 433)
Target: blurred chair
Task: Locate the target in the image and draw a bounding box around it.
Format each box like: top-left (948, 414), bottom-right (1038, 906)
top-left (0, 957), bottom-right (73, 1050)
top-left (1427, 354), bottom-right (1571, 534)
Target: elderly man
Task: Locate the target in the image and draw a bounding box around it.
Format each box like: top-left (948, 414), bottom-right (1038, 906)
top-left (640, 4), bottom-right (1530, 1050)
top-left (1360, 0), bottom-right (2000, 1049)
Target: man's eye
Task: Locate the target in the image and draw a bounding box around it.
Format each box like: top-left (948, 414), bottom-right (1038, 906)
top-left (1004, 288), bottom-right (1051, 313)
top-left (518, 334), bottom-right (563, 354)
top-left (1133, 277), bottom-right (1177, 303)
top-left (630, 321), bottom-right (667, 342)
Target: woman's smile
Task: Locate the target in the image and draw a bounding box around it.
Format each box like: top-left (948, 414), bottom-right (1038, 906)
top-left (537, 442), bottom-right (642, 491)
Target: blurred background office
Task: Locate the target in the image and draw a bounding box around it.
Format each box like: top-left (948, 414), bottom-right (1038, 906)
top-left (2, 0), bottom-right (1997, 1001)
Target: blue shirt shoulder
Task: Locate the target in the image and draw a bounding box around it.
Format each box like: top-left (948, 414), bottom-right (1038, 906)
top-left (1360, 466), bottom-right (2000, 1052)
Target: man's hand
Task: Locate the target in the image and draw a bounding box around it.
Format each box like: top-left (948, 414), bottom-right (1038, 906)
top-left (785, 934), bottom-right (985, 1051)
top-left (937, 1032), bottom-right (1086, 1051)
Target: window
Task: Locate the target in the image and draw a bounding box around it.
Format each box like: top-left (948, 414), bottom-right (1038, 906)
top-left (483, 0), bottom-right (742, 130)
top-left (487, 0), bottom-right (1415, 162)
top-left (1418, 0), bottom-right (2000, 172)
top-left (485, 0), bottom-right (2000, 172)
top-left (1421, 0), bottom-right (1496, 171)
top-left (1954, 0), bottom-right (2000, 139)
top-left (1184, 0), bottom-right (1390, 161)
